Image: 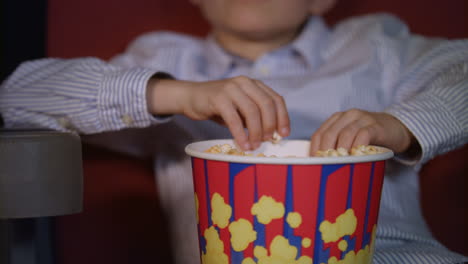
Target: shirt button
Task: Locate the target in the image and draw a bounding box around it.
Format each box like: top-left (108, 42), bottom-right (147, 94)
top-left (121, 114), bottom-right (133, 125)
top-left (259, 66), bottom-right (270, 76)
top-left (58, 117), bottom-right (71, 128)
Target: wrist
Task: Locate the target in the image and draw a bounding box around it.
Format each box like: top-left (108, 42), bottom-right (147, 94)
top-left (146, 77), bottom-right (190, 116)
top-left (390, 114), bottom-right (421, 156)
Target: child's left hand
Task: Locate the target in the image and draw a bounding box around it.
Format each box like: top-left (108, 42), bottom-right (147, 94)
top-left (309, 109), bottom-right (414, 155)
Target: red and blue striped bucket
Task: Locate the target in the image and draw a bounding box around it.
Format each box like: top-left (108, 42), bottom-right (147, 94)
top-left (185, 140), bottom-right (393, 264)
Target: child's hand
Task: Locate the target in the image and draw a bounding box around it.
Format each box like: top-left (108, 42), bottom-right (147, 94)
top-left (147, 76), bottom-right (290, 150)
top-left (309, 109), bottom-right (414, 155)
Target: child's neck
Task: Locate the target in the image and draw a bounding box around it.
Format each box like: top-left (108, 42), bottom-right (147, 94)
top-left (213, 29), bottom-right (299, 61)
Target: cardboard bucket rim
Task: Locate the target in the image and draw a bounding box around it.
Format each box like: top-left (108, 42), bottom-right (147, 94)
top-left (185, 139), bottom-right (394, 165)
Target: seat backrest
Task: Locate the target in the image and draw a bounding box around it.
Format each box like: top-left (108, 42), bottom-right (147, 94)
top-left (47, 0), bottom-right (467, 60)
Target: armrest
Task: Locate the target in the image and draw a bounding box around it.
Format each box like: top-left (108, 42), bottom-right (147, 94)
top-left (420, 144), bottom-right (467, 256)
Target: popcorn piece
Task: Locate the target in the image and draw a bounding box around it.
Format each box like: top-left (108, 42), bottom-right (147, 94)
top-left (220, 143), bottom-right (232, 153)
top-left (302, 237), bottom-right (312, 248)
top-left (337, 147), bottom-right (349, 156)
top-left (204, 144), bottom-right (246, 155)
top-left (206, 143), bottom-right (385, 159)
top-left (269, 235), bottom-right (298, 260)
top-left (271, 131), bottom-right (282, 144)
top-left (251, 195), bottom-right (285, 224)
top-left (228, 218), bottom-right (257, 252)
top-left (254, 246), bottom-right (268, 259)
top-left (202, 226), bottom-right (228, 264)
top-left (253, 235), bottom-right (313, 264)
top-left (316, 145), bottom-right (385, 157)
top-left (205, 144), bottom-right (222, 154)
top-left (204, 143), bottom-right (297, 158)
top-left (327, 149), bottom-right (339, 157)
top-left (338, 239), bottom-right (348, 252)
top-left (296, 256), bottom-right (313, 264)
top-left (241, 258), bottom-right (256, 264)
top-left (350, 145), bottom-right (367, 156)
top-left (286, 212), bottom-right (302, 228)
top-left (195, 193), bottom-right (199, 223)
top-left (315, 150), bottom-right (327, 157)
top-left (211, 193), bottom-right (232, 229)
top-left (319, 208), bottom-right (357, 243)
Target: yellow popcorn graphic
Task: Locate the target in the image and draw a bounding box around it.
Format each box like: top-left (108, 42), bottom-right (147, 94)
top-left (253, 235), bottom-right (313, 264)
top-left (270, 235), bottom-right (298, 260)
top-left (296, 256), bottom-right (314, 264)
top-left (368, 225), bottom-right (377, 262)
top-left (326, 246), bottom-right (371, 264)
top-left (319, 208), bottom-right (357, 243)
top-left (251, 196), bottom-right (285, 224)
top-left (355, 245), bottom-right (372, 264)
top-left (254, 246), bottom-right (268, 258)
top-left (338, 240), bottom-right (348, 252)
top-left (302, 237), bottom-right (312, 248)
top-left (228, 218), bottom-right (257, 252)
top-left (202, 226), bottom-right (228, 264)
top-left (324, 225), bottom-right (377, 264)
top-left (242, 258), bottom-right (256, 264)
top-left (211, 192), bottom-right (232, 229)
top-left (286, 212), bottom-right (302, 228)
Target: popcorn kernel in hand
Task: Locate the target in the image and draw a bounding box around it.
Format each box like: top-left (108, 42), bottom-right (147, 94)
top-left (271, 131), bottom-right (282, 144)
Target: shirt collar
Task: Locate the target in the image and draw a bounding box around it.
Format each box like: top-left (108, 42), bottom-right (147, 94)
top-left (289, 16), bottom-right (329, 70)
top-left (203, 16), bottom-right (329, 76)
top-left (203, 35), bottom-right (235, 78)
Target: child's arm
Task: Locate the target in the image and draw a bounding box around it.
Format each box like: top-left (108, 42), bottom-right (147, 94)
top-left (0, 58), bottom-right (163, 134)
top-left (146, 76), bottom-right (290, 150)
top-left (310, 61), bottom-right (468, 163)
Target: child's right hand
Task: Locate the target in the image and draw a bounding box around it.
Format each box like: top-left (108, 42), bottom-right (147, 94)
top-left (309, 109), bottom-right (415, 156)
top-left (146, 76), bottom-right (290, 150)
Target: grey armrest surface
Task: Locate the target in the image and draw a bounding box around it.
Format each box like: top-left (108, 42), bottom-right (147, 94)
top-left (0, 130), bottom-right (83, 218)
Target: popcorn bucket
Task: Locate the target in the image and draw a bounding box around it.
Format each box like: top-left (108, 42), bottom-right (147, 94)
top-left (185, 139), bottom-right (393, 264)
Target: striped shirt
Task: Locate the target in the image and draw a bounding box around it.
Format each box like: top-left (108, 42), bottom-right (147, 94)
top-left (1, 13), bottom-right (467, 264)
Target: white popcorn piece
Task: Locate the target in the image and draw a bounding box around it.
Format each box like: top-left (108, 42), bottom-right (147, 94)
top-left (326, 149), bottom-right (339, 157)
top-left (350, 145), bottom-right (367, 156)
top-left (205, 143), bottom-right (385, 158)
top-left (271, 131), bottom-right (282, 144)
top-left (220, 143), bottom-right (232, 153)
top-left (337, 147), bottom-right (349, 156)
top-left (316, 145), bottom-right (384, 157)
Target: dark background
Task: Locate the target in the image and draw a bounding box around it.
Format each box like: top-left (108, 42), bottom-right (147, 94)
top-left (1, 0), bottom-right (47, 81)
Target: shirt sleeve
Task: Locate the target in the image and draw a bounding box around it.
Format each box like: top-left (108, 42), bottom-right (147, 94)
top-left (0, 57), bottom-right (171, 134)
top-left (385, 61), bottom-right (468, 166)
top-left (357, 15), bottom-right (468, 166)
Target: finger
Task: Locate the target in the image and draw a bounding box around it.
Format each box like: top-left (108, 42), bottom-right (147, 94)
top-left (226, 85), bottom-right (263, 149)
top-left (336, 122), bottom-right (363, 150)
top-left (319, 110), bottom-right (369, 151)
top-left (352, 126), bottom-right (374, 148)
top-left (309, 112), bottom-right (343, 155)
top-left (255, 80), bottom-right (290, 138)
top-left (214, 97), bottom-right (250, 150)
top-left (236, 79), bottom-right (277, 141)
